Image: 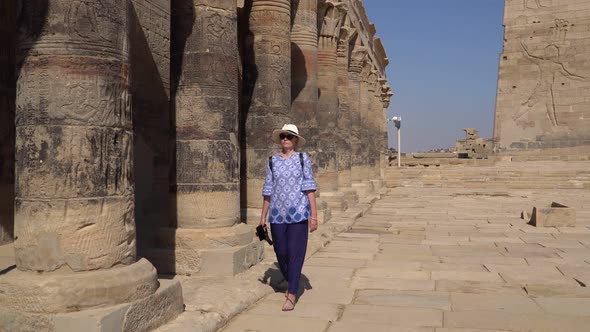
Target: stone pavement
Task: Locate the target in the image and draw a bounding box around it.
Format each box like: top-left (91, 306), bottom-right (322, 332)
top-left (217, 187), bottom-right (590, 332)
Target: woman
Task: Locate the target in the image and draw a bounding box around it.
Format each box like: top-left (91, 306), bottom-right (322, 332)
top-left (260, 124), bottom-right (318, 311)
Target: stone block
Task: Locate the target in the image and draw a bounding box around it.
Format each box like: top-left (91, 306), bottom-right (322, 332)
top-left (145, 240), bottom-right (264, 276)
top-left (529, 202), bottom-right (576, 227)
top-left (319, 191), bottom-right (348, 212)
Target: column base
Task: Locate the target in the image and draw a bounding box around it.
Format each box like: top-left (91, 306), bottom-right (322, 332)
top-left (0, 278), bottom-right (183, 332)
top-left (339, 187), bottom-right (359, 207)
top-left (144, 224), bottom-right (264, 276)
top-left (318, 191), bottom-right (348, 212)
top-left (370, 178), bottom-right (384, 192)
top-left (352, 181), bottom-right (374, 198)
top-left (316, 198), bottom-right (332, 224)
top-left (0, 258), bottom-right (183, 331)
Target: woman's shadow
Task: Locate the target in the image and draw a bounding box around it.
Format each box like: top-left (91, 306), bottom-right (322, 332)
top-left (258, 263), bottom-right (313, 301)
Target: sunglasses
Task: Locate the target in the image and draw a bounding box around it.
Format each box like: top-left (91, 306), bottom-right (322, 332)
top-left (279, 133), bottom-right (295, 140)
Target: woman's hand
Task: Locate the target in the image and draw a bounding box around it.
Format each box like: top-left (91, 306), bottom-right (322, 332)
top-left (309, 217), bottom-right (318, 232)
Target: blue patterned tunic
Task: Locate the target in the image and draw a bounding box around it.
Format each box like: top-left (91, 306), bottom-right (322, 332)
top-left (262, 152), bottom-right (317, 224)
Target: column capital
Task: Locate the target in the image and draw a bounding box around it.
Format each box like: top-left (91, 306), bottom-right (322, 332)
top-left (318, 1), bottom-right (347, 48)
top-left (349, 45), bottom-right (367, 74)
top-left (337, 26), bottom-right (356, 57)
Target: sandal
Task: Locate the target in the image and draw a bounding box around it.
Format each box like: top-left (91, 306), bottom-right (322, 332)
top-left (282, 296), bottom-right (296, 311)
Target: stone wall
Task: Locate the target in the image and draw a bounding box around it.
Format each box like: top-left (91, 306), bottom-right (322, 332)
top-left (494, 0), bottom-right (590, 151)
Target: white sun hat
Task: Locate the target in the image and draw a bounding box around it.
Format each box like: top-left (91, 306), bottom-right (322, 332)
top-left (271, 124), bottom-right (306, 146)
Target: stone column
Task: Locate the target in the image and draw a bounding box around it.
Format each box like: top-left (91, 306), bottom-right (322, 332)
top-left (290, 0), bottom-right (331, 223)
top-left (358, 62), bottom-right (375, 192)
top-left (335, 26), bottom-right (358, 206)
top-left (146, 0), bottom-right (261, 277)
top-left (291, 0), bottom-right (318, 147)
top-left (173, 0), bottom-right (240, 229)
top-left (370, 77), bottom-right (386, 184)
top-left (1, 1), bottom-right (182, 329)
top-left (348, 45), bottom-right (369, 197)
top-left (243, 0), bottom-right (291, 211)
top-left (316, 1), bottom-right (347, 211)
top-left (0, 0), bottom-right (15, 245)
top-left (380, 85), bottom-right (392, 178)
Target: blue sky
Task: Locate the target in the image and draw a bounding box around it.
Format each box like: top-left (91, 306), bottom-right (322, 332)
top-left (363, 1), bottom-right (505, 152)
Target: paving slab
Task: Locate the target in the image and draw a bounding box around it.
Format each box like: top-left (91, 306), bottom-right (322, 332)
top-left (533, 297), bottom-right (590, 316)
top-left (219, 315), bottom-right (330, 332)
top-left (450, 293), bottom-right (542, 314)
top-left (351, 277), bottom-right (436, 291)
top-left (355, 267), bottom-right (430, 280)
top-left (354, 290), bottom-right (451, 310)
top-left (329, 322), bottom-right (434, 332)
top-left (245, 298), bottom-right (342, 321)
top-left (339, 304), bottom-right (443, 327)
top-left (435, 280), bottom-right (526, 295)
top-left (444, 310), bottom-right (590, 332)
top-left (431, 271), bottom-right (503, 283)
top-left (304, 257), bottom-right (367, 268)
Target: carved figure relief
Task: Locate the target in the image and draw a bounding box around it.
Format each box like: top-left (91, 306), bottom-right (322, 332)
top-left (524, 0), bottom-right (547, 9)
top-left (513, 41), bottom-right (586, 127)
top-left (201, 12), bottom-right (235, 84)
top-left (66, 1), bottom-right (102, 40)
top-left (269, 56), bottom-right (288, 107)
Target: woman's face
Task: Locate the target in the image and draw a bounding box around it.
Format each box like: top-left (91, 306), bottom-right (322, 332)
top-left (280, 134), bottom-right (298, 150)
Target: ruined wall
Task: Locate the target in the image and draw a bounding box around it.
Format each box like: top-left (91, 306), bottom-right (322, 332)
top-left (494, 0), bottom-right (590, 150)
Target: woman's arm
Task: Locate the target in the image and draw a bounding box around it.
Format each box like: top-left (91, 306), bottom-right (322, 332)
top-left (260, 196), bottom-right (270, 226)
top-left (306, 190), bottom-right (318, 232)
top-left (261, 156), bottom-right (274, 226)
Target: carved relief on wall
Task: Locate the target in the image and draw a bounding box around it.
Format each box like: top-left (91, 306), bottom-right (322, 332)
top-left (65, 0), bottom-right (125, 46)
top-left (514, 41), bottom-right (586, 127)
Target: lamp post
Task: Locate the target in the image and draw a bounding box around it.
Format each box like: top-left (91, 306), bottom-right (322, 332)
top-left (389, 116), bottom-right (401, 167)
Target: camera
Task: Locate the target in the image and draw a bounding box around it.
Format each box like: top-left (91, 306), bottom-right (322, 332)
top-left (256, 224), bottom-right (273, 245)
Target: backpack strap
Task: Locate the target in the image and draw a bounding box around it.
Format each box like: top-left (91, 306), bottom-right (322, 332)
top-left (268, 156), bottom-right (273, 175)
top-left (299, 152), bottom-right (304, 170)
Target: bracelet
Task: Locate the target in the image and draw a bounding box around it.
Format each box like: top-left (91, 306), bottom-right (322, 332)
top-left (310, 217), bottom-right (318, 221)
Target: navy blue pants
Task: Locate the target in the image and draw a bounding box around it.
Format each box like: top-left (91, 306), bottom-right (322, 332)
top-left (270, 220), bottom-right (308, 295)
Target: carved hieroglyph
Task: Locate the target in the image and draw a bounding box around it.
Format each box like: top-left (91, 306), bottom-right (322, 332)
top-left (317, 0), bottom-right (347, 192)
top-left (173, 0), bottom-right (240, 228)
top-left (0, 0), bottom-right (15, 245)
top-left (494, 0), bottom-right (590, 150)
top-left (243, 0), bottom-right (291, 209)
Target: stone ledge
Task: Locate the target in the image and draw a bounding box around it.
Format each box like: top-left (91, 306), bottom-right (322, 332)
top-left (145, 240), bottom-right (264, 276)
top-left (0, 278), bottom-right (183, 332)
